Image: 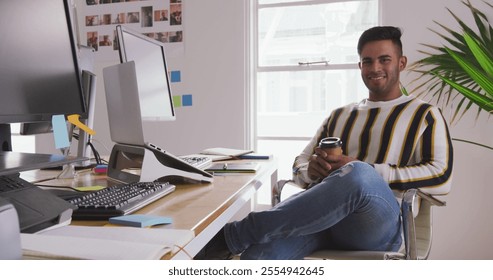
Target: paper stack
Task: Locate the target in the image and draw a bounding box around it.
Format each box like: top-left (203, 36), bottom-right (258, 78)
top-left (21, 225), bottom-right (194, 260)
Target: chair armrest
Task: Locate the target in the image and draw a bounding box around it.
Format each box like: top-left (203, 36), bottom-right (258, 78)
top-left (272, 180), bottom-right (289, 206)
top-left (401, 189), bottom-right (446, 260)
top-left (272, 180), bottom-right (305, 206)
top-left (415, 189), bottom-right (446, 207)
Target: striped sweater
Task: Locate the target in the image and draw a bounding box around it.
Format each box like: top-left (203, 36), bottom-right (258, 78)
top-left (293, 95), bottom-right (453, 196)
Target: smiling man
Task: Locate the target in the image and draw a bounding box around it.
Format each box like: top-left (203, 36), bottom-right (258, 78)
top-left (195, 26), bottom-right (454, 260)
top-left (358, 30), bottom-right (406, 102)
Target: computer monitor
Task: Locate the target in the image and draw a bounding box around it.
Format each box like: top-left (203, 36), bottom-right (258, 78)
top-left (0, 0), bottom-right (87, 170)
top-left (115, 25), bottom-right (175, 121)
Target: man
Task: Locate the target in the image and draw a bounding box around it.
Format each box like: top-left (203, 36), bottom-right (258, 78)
top-left (196, 26), bottom-right (453, 260)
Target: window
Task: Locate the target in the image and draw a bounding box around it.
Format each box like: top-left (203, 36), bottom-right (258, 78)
top-left (252, 0), bottom-right (380, 191)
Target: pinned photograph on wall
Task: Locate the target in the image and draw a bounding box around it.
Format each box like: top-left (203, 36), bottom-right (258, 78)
top-left (79, 0), bottom-right (185, 59)
top-left (155, 9), bottom-right (168, 22)
top-left (87, 31), bottom-right (98, 51)
top-left (127, 11), bottom-right (140, 23)
top-left (141, 6), bottom-right (153, 28)
top-left (170, 3), bottom-right (182, 26)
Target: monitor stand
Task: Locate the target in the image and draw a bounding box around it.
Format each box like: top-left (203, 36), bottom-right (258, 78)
top-left (0, 124), bottom-right (12, 152)
top-left (72, 70), bottom-right (97, 169)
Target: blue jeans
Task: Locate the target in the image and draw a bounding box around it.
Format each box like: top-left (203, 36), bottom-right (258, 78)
top-left (224, 161), bottom-right (402, 260)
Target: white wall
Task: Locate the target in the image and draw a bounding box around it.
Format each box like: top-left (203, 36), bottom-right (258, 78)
top-left (38, 0), bottom-right (249, 156)
top-left (37, 0), bottom-right (493, 259)
top-left (382, 0), bottom-right (493, 259)
top-left (142, 0), bottom-right (249, 155)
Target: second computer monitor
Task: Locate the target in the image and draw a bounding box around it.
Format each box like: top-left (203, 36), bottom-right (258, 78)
top-left (115, 25), bottom-right (175, 122)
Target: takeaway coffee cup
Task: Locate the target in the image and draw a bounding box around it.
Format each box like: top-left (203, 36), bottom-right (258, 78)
top-left (319, 137), bottom-right (342, 156)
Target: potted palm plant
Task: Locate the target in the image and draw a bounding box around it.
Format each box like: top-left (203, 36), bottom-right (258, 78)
top-left (409, 0), bottom-right (493, 124)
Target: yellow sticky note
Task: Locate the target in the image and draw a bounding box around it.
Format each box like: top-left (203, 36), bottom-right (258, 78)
top-left (73, 186), bottom-right (106, 192)
top-left (67, 114), bottom-right (95, 135)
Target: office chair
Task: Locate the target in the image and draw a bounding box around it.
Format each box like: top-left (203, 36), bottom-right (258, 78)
top-left (272, 180), bottom-right (446, 260)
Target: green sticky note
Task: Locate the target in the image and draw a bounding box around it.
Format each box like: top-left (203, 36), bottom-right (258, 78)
top-left (173, 95), bottom-right (182, 107)
top-left (73, 185), bottom-right (106, 192)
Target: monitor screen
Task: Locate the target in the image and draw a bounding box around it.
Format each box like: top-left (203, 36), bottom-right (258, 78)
top-left (0, 0), bottom-right (86, 125)
top-left (116, 25), bottom-right (175, 121)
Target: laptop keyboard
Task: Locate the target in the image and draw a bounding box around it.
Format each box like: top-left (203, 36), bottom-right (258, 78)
top-left (179, 155), bottom-right (212, 170)
top-left (68, 181), bottom-right (175, 220)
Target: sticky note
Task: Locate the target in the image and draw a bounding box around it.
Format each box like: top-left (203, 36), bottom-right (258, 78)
top-left (173, 95), bottom-right (182, 107)
top-left (170, 70), bottom-right (181, 83)
top-left (73, 185), bottom-right (106, 192)
top-left (51, 115), bottom-right (70, 149)
top-left (67, 114), bottom-right (95, 135)
top-left (182, 94), bottom-right (193, 106)
top-left (109, 214), bottom-right (173, 227)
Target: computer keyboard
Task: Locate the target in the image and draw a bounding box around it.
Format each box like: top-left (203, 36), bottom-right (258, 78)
top-left (179, 155), bottom-right (212, 170)
top-left (68, 181), bottom-right (175, 220)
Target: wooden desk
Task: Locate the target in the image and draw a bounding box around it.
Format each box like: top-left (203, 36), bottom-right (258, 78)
top-left (21, 159), bottom-right (278, 259)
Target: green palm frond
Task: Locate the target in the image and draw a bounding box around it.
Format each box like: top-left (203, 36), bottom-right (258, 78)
top-left (463, 32), bottom-right (493, 77)
top-left (409, 0), bottom-right (493, 122)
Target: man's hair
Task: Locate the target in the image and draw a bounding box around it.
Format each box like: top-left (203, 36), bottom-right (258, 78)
top-left (357, 26), bottom-right (403, 56)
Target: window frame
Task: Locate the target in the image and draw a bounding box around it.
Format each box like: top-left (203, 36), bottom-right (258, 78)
top-left (249, 0), bottom-right (382, 148)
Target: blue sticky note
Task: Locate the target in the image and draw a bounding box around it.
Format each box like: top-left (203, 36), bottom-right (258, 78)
top-left (182, 94), bottom-right (193, 106)
top-left (170, 71), bottom-right (181, 83)
top-left (51, 115), bottom-right (70, 149)
top-left (109, 214), bottom-right (173, 227)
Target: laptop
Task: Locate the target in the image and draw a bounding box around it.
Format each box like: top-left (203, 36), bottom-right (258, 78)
top-left (103, 62), bottom-right (213, 183)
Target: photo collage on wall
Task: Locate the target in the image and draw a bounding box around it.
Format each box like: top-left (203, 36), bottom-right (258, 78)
top-left (81, 0), bottom-right (183, 60)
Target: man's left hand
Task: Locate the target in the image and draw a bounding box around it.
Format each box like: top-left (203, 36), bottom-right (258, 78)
top-left (317, 149), bottom-right (358, 172)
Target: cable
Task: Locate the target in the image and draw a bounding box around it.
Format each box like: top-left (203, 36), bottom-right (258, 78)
top-left (72, 131), bottom-right (102, 165)
top-left (87, 141), bottom-right (102, 165)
